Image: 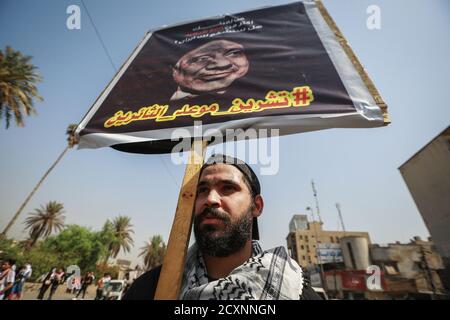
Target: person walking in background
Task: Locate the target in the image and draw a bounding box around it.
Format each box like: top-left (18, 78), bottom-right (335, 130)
top-left (75, 271), bottom-right (95, 300)
top-left (72, 273), bottom-right (82, 294)
top-left (47, 268), bottom-right (65, 300)
top-left (95, 273), bottom-right (111, 300)
top-left (122, 272), bottom-right (133, 296)
top-left (0, 259), bottom-right (16, 300)
top-left (10, 263), bottom-right (32, 300)
top-left (37, 267), bottom-right (56, 300)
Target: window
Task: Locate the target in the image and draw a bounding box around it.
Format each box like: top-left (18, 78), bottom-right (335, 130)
top-left (347, 242), bottom-right (357, 269)
top-left (301, 245), bottom-right (304, 250)
top-left (299, 235), bottom-right (303, 240)
top-left (383, 263), bottom-right (400, 275)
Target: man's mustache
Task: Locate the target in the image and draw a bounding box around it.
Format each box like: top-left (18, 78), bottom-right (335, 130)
top-left (196, 207), bottom-right (230, 223)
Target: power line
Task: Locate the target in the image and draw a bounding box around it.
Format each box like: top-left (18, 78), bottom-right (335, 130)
top-left (80, 0), bottom-right (116, 71)
top-left (80, 0), bottom-right (181, 189)
top-left (159, 156), bottom-right (180, 189)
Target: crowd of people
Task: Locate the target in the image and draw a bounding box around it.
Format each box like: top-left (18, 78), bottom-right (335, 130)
top-left (37, 268), bottom-right (113, 300)
top-left (0, 259), bottom-right (33, 300)
top-left (36, 267), bottom-right (66, 300)
top-left (1, 258), bottom-right (134, 300)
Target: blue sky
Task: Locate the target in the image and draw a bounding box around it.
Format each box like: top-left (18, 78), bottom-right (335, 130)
top-left (1, 0), bottom-right (449, 266)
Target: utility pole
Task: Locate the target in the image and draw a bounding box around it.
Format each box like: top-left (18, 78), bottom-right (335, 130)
top-left (306, 206), bottom-right (327, 293)
top-left (311, 180), bottom-right (323, 224)
top-left (305, 206), bottom-right (316, 222)
top-left (335, 203), bottom-right (346, 234)
top-left (334, 202), bottom-right (348, 299)
top-left (333, 251), bottom-right (338, 299)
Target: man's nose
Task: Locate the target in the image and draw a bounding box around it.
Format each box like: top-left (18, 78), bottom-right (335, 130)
top-left (206, 55), bottom-right (232, 70)
top-left (205, 189), bottom-right (221, 207)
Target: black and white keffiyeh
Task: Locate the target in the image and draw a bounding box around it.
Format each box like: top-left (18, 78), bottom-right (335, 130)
top-left (179, 240), bottom-right (304, 300)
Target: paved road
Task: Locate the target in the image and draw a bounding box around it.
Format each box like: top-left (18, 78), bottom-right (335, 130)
top-left (19, 283), bottom-right (97, 300)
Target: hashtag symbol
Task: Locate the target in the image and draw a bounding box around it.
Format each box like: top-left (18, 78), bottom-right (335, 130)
top-left (292, 87), bottom-right (310, 106)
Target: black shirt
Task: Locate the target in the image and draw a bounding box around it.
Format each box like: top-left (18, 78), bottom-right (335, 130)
top-left (122, 266), bottom-right (162, 300)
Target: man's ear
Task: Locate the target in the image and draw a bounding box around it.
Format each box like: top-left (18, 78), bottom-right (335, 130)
top-left (252, 195), bottom-right (264, 218)
top-left (172, 66), bottom-right (178, 79)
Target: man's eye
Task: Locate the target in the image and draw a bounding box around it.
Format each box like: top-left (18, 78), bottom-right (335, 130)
top-left (223, 185), bottom-right (236, 192)
top-left (226, 49), bottom-right (243, 57)
top-left (190, 56), bottom-right (210, 64)
top-left (197, 187), bottom-right (208, 194)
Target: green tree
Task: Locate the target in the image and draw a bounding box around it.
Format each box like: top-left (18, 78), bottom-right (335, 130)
top-left (43, 224), bottom-right (115, 272)
top-left (0, 237), bottom-right (22, 262)
top-left (0, 223), bottom-right (119, 282)
top-left (0, 236), bottom-right (59, 282)
top-left (139, 235), bottom-right (166, 271)
top-left (0, 46), bottom-right (43, 128)
top-left (23, 201), bottom-right (65, 248)
top-left (106, 216), bottom-right (134, 261)
top-left (21, 243), bottom-right (59, 281)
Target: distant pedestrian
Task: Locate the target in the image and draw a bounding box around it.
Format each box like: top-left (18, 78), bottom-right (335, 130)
top-left (66, 270), bottom-right (80, 294)
top-left (75, 271), bottom-right (95, 299)
top-left (72, 274), bottom-right (82, 294)
top-left (9, 263), bottom-right (32, 300)
top-left (0, 259), bottom-right (16, 300)
top-left (123, 272), bottom-right (133, 296)
top-left (95, 273), bottom-right (111, 300)
top-left (48, 268), bottom-right (65, 300)
top-left (37, 267), bottom-right (56, 300)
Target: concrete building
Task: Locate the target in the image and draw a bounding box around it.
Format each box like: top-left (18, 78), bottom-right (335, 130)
top-left (289, 214), bottom-right (309, 233)
top-left (115, 259), bottom-right (144, 281)
top-left (322, 236), bottom-right (446, 299)
top-left (399, 125), bottom-right (450, 288)
top-left (286, 214), bottom-right (371, 268)
top-left (370, 236), bottom-right (446, 298)
top-left (341, 236), bottom-right (371, 270)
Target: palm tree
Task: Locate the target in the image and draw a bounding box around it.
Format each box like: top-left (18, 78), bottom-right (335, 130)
top-left (0, 46), bottom-right (43, 128)
top-left (1, 124), bottom-right (78, 237)
top-left (24, 201), bottom-right (65, 248)
top-left (66, 124), bottom-right (78, 146)
top-left (107, 216), bottom-right (134, 260)
top-left (139, 235), bottom-right (166, 271)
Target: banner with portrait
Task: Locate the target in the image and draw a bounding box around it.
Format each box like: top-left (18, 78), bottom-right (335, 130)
top-left (75, 1), bottom-right (389, 154)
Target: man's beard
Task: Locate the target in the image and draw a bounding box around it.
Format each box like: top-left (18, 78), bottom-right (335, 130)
top-left (193, 206), bottom-right (253, 257)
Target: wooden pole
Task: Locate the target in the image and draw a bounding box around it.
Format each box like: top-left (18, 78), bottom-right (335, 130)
top-left (154, 139), bottom-right (208, 300)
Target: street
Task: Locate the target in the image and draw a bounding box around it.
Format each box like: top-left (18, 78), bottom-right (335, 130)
top-left (19, 283), bottom-right (96, 300)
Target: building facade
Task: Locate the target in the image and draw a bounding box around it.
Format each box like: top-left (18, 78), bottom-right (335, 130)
top-left (399, 125), bottom-right (450, 288)
top-left (286, 214), bottom-right (371, 268)
top-left (370, 236), bottom-right (446, 298)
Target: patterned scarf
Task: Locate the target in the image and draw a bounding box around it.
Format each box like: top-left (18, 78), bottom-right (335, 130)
top-left (179, 240), bottom-right (304, 300)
